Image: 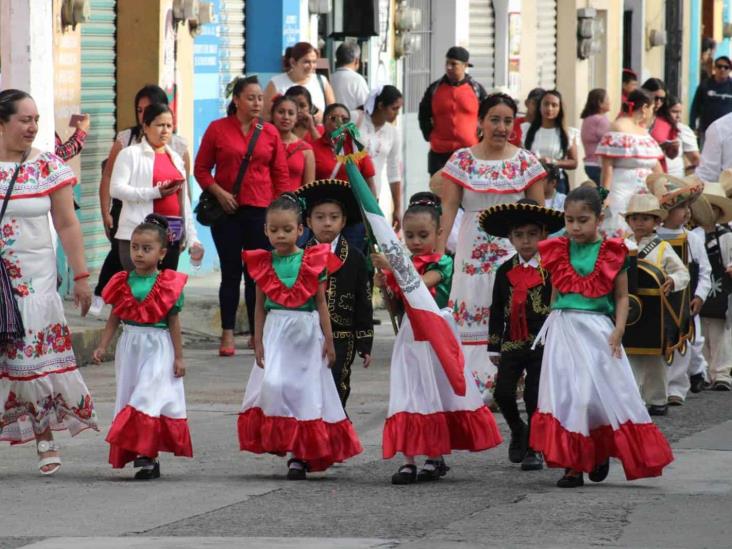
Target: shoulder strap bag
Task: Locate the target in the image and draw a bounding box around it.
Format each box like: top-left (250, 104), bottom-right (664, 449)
top-left (195, 117), bottom-right (264, 226)
top-left (0, 150), bottom-right (29, 344)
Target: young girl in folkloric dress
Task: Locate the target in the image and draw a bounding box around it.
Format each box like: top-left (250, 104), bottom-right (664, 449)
top-left (530, 187), bottom-right (674, 488)
top-left (93, 214), bottom-right (191, 480)
top-left (238, 192), bottom-right (362, 480)
top-left (372, 192), bottom-right (502, 485)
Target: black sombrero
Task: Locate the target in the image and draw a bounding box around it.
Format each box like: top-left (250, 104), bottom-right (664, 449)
top-left (295, 179), bottom-right (362, 225)
top-left (479, 199), bottom-right (564, 238)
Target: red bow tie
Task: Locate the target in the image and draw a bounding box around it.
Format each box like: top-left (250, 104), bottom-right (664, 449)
top-left (506, 263), bottom-right (544, 341)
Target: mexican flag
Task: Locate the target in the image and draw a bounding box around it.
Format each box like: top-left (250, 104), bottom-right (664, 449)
top-left (342, 156), bottom-right (467, 396)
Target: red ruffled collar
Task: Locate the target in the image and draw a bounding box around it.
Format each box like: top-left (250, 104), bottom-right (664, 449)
top-left (243, 244), bottom-right (341, 308)
top-left (102, 270), bottom-right (188, 324)
top-left (539, 237), bottom-right (627, 298)
top-left (385, 253), bottom-right (444, 300)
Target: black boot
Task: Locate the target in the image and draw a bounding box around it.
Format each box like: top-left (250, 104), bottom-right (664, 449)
top-left (556, 469), bottom-right (584, 488)
top-left (508, 423), bottom-right (528, 463)
top-left (286, 458), bottom-right (307, 480)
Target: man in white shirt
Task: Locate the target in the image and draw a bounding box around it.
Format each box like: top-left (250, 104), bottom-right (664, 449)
top-left (697, 111), bottom-right (732, 182)
top-left (330, 42), bottom-right (370, 110)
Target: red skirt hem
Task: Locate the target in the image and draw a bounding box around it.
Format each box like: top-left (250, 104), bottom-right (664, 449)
top-left (382, 407), bottom-right (503, 459)
top-left (106, 405), bottom-right (193, 468)
top-left (530, 412), bottom-right (674, 480)
top-left (237, 407), bottom-right (363, 472)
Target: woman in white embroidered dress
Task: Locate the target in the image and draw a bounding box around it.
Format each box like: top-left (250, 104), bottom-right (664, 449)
top-left (597, 89), bottom-right (663, 237)
top-left (436, 93), bottom-right (546, 400)
top-left (0, 90), bottom-right (98, 475)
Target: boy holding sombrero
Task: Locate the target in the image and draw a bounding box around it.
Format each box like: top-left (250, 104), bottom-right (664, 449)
top-left (690, 177), bottom-right (732, 390)
top-left (482, 198), bottom-right (564, 471)
top-left (297, 179), bottom-right (374, 408)
top-left (623, 191), bottom-right (690, 416)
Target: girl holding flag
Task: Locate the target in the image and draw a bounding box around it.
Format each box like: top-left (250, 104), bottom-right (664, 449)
top-left (372, 192), bottom-right (502, 484)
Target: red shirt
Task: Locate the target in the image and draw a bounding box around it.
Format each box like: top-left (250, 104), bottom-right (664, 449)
top-left (284, 140), bottom-right (312, 191)
top-left (312, 134), bottom-right (376, 181)
top-left (152, 151), bottom-right (184, 216)
top-left (649, 116), bottom-right (679, 172)
top-left (430, 82), bottom-right (480, 153)
top-left (194, 116), bottom-right (289, 207)
top-left (509, 116), bottom-right (526, 147)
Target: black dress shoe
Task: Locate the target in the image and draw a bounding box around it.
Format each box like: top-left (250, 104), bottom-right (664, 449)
top-left (417, 459), bottom-right (450, 482)
top-left (520, 449), bottom-right (544, 471)
top-left (134, 462), bottom-right (160, 480)
top-left (391, 464), bottom-right (417, 485)
top-left (689, 373), bottom-right (706, 394)
top-left (713, 380), bottom-right (732, 391)
top-left (286, 459), bottom-right (307, 480)
top-left (648, 404), bottom-right (668, 416)
top-left (556, 471), bottom-right (584, 488)
top-left (508, 424), bottom-right (528, 463)
top-left (589, 459), bottom-right (610, 482)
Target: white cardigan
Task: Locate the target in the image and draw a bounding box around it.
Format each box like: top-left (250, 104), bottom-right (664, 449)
top-left (110, 138), bottom-right (194, 241)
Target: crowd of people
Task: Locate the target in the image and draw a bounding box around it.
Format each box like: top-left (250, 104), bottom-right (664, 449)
top-left (1, 40), bottom-right (731, 490)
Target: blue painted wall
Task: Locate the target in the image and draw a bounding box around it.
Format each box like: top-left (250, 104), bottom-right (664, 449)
top-left (246, 0), bottom-right (301, 87)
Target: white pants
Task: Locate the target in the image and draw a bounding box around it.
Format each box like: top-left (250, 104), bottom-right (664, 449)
top-left (701, 317), bottom-right (732, 383)
top-left (687, 315), bottom-right (708, 378)
top-left (630, 355), bottom-right (668, 406)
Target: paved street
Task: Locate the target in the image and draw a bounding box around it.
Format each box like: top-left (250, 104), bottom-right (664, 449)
top-left (2, 312), bottom-right (732, 549)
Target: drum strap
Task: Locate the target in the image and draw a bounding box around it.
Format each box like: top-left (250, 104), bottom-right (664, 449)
top-left (638, 236), bottom-right (664, 261)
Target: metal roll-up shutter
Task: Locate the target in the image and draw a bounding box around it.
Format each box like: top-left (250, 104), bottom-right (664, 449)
top-left (80, 0), bottom-right (116, 269)
top-left (468, 0), bottom-right (495, 90)
top-left (220, 0), bottom-right (246, 111)
top-left (536, 0), bottom-right (557, 90)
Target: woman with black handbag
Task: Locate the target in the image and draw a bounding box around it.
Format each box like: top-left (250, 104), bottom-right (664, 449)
top-left (194, 75), bottom-right (290, 356)
top-left (0, 90), bottom-right (98, 474)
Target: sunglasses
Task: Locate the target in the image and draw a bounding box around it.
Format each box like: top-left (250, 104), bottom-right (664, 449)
top-left (716, 64), bottom-right (731, 70)
top-left (653, 96), bottom-right (666, 102)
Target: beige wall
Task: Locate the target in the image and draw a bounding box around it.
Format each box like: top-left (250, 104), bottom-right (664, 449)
top-left (644, 0), bottom-right (666, 81)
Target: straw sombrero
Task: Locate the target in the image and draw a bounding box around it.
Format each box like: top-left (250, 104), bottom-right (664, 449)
top-left (646, 173), bottom-right (703, 210)
top-left (690, 182), bottom-right (732, 226)
top-left (479, 199), bottom-right (564, 238)
top-left (719, 168), bottom-right (732, 198)
top-left (295, 179), bottom-right (362, 225)
top-left (622, 192), bottom-right (668, 221)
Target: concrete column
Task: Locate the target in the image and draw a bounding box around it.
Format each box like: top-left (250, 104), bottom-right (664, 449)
top-left (0, 0), bottom-right (55, 150)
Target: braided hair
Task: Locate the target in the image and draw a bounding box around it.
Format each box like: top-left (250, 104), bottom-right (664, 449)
top-left (404, 191), bottom-right (442, 227)
top-left (267, 192), bottom-right (305, 224)
top-left (132, 213), bottom-right (170, 247)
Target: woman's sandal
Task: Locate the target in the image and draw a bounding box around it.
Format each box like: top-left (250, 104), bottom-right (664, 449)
top-left (37, 440), bottom-right (62, 476)
top-left (391, 464), bottom-right (417, 485)
top-left (417, 459), bottom-right (450, 482)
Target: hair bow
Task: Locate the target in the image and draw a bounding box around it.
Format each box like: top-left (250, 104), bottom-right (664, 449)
top-left (364, 84), bottom-right (386, 115)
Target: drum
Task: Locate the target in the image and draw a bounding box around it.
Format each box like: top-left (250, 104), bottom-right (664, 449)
top-left (624, 250), bottom-right (692, 361)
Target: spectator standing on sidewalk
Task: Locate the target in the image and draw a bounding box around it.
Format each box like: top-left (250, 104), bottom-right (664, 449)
top-left (419, 46), bottom-right (487, 175)
top-left (330, 41), bottom-right (370, 111)
top-left (55, 113), bottom-right (90, 162)
top-left (580, 88), bottom-right (611, 185)
top-left (690, 55), bottom-right (732, 141)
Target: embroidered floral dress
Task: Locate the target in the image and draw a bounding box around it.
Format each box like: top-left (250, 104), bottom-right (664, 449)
top-left (0, 152), bottom-right (98, 443)
top-left (595, 132), bottom-right (663, 237)
top-left (441, 148), bottom-right (546, 397)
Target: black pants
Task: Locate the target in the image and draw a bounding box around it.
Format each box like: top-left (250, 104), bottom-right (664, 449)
top-left (332, 333), bottom-right (356, 408)
top-left (117, 239), bottom-right (181, 272)
top-left (211, 206), bottom-right (270, 331)
top-left (428, 150), bottom-right (454, 176)
top-left (94, 199), bottom-right (123, 297)
top-left (493, 349), bottom-right (543, 440)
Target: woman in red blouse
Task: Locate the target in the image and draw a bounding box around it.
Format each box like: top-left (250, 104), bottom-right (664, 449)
top-left (642, 78), bottom-right (680, 172)
top-left (312, 103), bottom-right (377, 191)
top-left (194, 75), bottom-right (289, 356)
top-left (270, 94), bottom-right (315, 190)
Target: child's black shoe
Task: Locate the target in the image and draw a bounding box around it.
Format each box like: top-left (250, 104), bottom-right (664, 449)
top-left (287, 459), bottom-right (307, 480)
top-left (556, 470), bottom-right (583, 488)
top-left (134, 461), bottom-right (160, 480)
top-left (588, 459), bottom-right (610, 482)
top-left (391, 464), bottom-right (417, 485)
top-left (520, 449), bottom-right (543, 471)
top-left (508, 424), bottom-right (528, 463)
top-left (417, 458), bottom-right (450, 482)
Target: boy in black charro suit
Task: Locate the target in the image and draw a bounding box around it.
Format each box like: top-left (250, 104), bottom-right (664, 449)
top-left (297, 180), bottom-right (373, 408)
top-left (482, 199), bottom-right (563, 472)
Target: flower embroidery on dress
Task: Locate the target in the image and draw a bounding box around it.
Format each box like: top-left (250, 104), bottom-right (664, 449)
top-left (596, 132), bottom-right (663, 160)
top-left (442, 149), bottom-right (546, 194)
top-left (0, 390), bottom-right (96, 436)
top-left (461, 232), bottom-right (512, 276)
top-left (1, 322), bottom-right (72, 360)
top-left (450, 300), bottom-right (491, 329)
top-left (0, 152), bottom-right (76, 199)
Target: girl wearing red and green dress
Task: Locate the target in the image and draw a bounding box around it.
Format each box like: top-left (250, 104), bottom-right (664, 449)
top-left (530, 187), bottom-right (673, 488)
